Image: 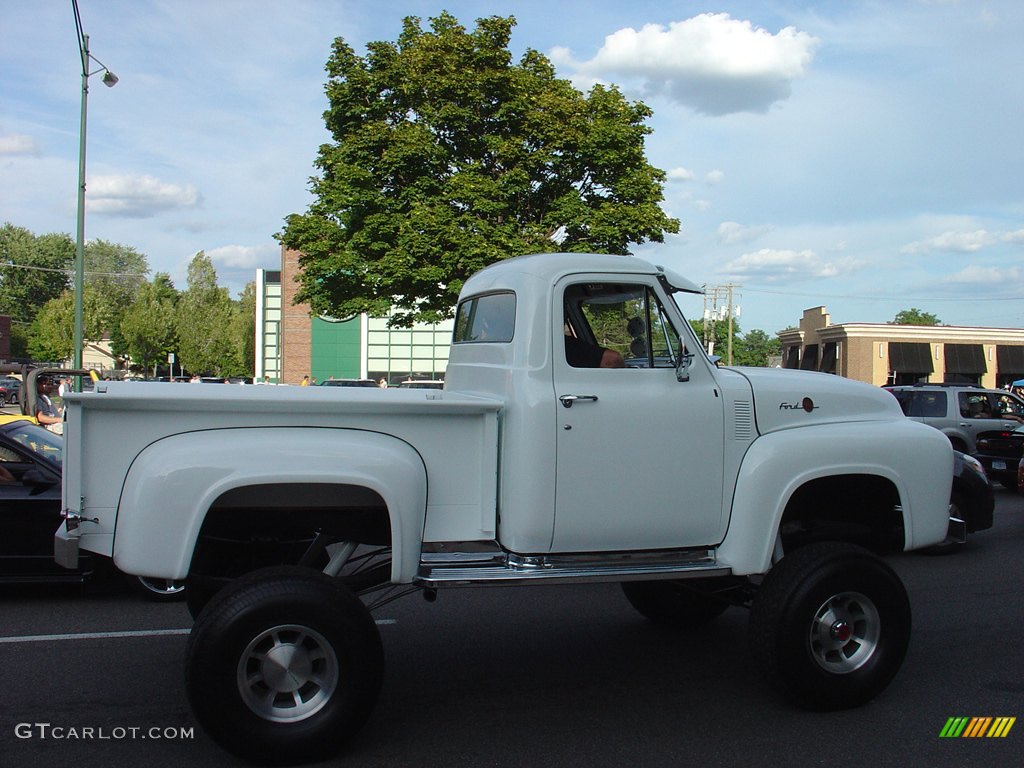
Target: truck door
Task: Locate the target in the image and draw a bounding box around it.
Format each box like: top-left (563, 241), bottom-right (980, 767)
top-left (551, 277), bottom-right (726, 552)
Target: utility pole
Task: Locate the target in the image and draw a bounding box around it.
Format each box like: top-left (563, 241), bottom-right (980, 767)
top-left (703, 284), bottom-right (741, 364)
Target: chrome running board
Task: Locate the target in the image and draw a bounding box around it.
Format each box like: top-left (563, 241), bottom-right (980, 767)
top-left (415, 544), bottom-right (729, 588)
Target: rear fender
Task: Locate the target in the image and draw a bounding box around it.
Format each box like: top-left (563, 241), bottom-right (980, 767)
top-left (112, 428), bottom-right (426, 582)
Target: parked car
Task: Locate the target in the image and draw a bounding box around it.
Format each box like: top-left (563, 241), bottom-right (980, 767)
top-left (0, 418), bottom-right (184, 600)
top-left (318, 378), bottom-right (380, 387)
top-left (0, 377), bottom-right (22, 405)
top-left (885, 383), bottom-right (1024, 454)
top-left (933, 450), bottom-right (995, 553)
top-left (397, 379), bottom-right (444, 389)
top-left (973, 425), bottom-right (1024, 489)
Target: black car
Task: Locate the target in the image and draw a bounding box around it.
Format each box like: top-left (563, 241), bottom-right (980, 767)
top-left (935, 450), bottom-right (995, 554)
top-left (974, 425), bottom-right (1024, 490)
top-left (0, 418), bottom-right (184, 599)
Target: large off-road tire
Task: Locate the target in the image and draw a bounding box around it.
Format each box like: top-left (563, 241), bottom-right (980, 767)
top-left (621, 578), bottom-right (733, 629)
top-left (185, 566), bottom-right (384, 765)
top-left (749, 542), bottom-right (911, 711)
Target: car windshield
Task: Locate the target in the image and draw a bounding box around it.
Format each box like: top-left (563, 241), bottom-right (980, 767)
top-left (4, 422), bottom-right (63, 469)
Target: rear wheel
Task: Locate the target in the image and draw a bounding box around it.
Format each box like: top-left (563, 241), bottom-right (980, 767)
top-left (185, 566), bottom-right (383, 765)
top-left (749, 542), bottom-right (911, 710)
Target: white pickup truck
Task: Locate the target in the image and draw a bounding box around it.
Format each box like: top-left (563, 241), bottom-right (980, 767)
top-left (57, 252), bottom-right (953, 765)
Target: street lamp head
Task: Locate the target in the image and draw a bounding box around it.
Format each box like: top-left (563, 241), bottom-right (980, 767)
top-left (102, 70), bottom-right (118, 87)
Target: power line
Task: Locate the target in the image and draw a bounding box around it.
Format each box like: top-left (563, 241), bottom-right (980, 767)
top-left (741, 286), bottom-right (1024, 303)
top-left (0, 262), bottom-right (147, 278)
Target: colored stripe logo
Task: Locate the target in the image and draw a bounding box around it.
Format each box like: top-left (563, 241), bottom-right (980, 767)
top-left (940, 716), bottom-right (1016, 738)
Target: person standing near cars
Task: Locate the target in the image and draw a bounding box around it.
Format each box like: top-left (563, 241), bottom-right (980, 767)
top-left (35, 377), bottom-right (63, 435)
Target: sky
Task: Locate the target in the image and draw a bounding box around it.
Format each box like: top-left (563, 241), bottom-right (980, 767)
top-left (2, 0), bottom-right (1022, 335)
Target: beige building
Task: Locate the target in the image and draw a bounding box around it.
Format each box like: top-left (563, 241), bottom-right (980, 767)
top-left (779, 306), bottom-right (1024, 388)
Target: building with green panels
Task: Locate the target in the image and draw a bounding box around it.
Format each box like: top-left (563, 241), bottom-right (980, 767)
top-left (257, 266), bottom-right (452, 386)
top-left (311, 315), bottom-right (362, 383)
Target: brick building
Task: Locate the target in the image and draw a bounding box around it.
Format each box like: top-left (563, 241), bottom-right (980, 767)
top-left (779, 306), bottom-right (1024, 387)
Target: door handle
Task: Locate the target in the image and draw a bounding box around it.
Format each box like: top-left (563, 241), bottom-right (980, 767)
top-left (559, 394), bottom-right (598, 408)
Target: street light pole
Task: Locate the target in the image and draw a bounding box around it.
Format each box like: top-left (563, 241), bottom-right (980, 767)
top-left (74, 31), bottom-right (91, 373)
top-left (72, 0), bottom-right (117, 379)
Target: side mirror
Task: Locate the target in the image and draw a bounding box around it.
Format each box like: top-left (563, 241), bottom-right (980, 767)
top-left (676, 352), bottom-right (694, 382)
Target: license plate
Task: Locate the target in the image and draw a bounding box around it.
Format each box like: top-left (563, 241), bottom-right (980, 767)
top-left (992, 460), bottom-right (1007, 470)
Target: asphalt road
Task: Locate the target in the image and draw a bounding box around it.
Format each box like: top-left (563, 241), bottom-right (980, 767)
top-left (1, 491), bottom-right (1021, 768)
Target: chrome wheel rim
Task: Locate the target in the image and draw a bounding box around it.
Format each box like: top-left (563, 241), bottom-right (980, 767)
top-left (809, 591), bottom-right (880, 674)
top-left (236, 624), bottom-right (340, 722)
top-left (138, 577), bottom-right (186, 596)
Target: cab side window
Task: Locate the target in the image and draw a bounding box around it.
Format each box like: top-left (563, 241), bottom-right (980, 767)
top-left (563, 283), bottom-right (682, 369)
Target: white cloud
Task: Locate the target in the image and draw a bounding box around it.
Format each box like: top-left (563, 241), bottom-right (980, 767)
top-left (942, 264), bottom-right (1021, 284)
top-left (667, 167), bottom-right (695, 181)
top-left (552, 13), bottom-right (819, 115)
top-left (718, 221), bottom-right (774, 245)
top-left (901, 229), bottom-right (998, 254)
top-left (88, 174), bottom-right (201, 218)
top-left (207, 244), bottom-right (280, 270)
top-left (705, 169), bottom-right (726, 185)
top-left (720, 248), bottom-right (861, 281)
top-left (0, 134), bottom-right (37, 155)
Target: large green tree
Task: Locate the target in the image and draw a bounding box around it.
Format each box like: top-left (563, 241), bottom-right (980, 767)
top-left (175, 252), bottom-right (237, 376)
top-left (27, 286), bottom-right (109, 362)
top-left (86, 239), bottom-right (149, 357)
top-left (120, 274), bottom-right (178, 377)
top-left (0, 223), bottom-right (74, 325)
top-left (280, 12), bottom-right (679, 326)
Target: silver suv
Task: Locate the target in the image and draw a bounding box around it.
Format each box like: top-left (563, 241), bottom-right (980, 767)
top-left (885, 384), bottom-right (1024, 456)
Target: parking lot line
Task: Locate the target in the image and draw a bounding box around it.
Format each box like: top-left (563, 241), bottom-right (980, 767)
top-left (0, 619), bottom-right (397, 644)
top-left (0, 628), bottom-right (192, 644)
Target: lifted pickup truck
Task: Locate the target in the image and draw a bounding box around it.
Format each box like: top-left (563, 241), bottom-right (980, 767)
top-left (56, 253), bottom-right (953, 765)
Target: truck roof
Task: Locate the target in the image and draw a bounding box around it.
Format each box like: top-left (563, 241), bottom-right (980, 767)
top-left (461, 252), bottom-right (703, 297)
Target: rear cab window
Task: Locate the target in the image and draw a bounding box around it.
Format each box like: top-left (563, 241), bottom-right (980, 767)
top-left (453, 292), bottom-right (516, 343)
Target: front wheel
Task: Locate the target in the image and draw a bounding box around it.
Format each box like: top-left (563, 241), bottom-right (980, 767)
top-left (185, 566), bottom-right (384, 765)
top-left (749, 542), bottom-right (911, 711)
top-left (130, 575), bottom-right (187, 602)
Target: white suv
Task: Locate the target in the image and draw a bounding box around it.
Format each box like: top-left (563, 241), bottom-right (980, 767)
top-left (886, 384), bottom-right (1024, 469)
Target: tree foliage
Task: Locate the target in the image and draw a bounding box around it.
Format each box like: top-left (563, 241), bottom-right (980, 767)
top-left (689, 319), bottom-right (781, 367)
top-left (280, 12), bottom-right (679, 326)
top-left (732, 328), bottom-right (782, 367)
top-left (891, 307), bottom-right (941, 326)
top-left (175, 252), bottom-right (239, 376)
top-left (0, 223), bottom-right (73, 324)
top-left (120, 275), bottom-right (178, 377)
top-left (1, 223), bottom-right (257, 378)
top-left (28, 286), bottom-right (110, 362)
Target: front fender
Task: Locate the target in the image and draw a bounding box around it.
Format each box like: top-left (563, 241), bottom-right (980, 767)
top-left (112, 428), bottom-right (427, 583)
top-left (716, 419), bottom-right (953, 575)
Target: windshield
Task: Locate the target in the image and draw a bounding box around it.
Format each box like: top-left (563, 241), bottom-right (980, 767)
top-left (4, 422), bottom-right (63, 469)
